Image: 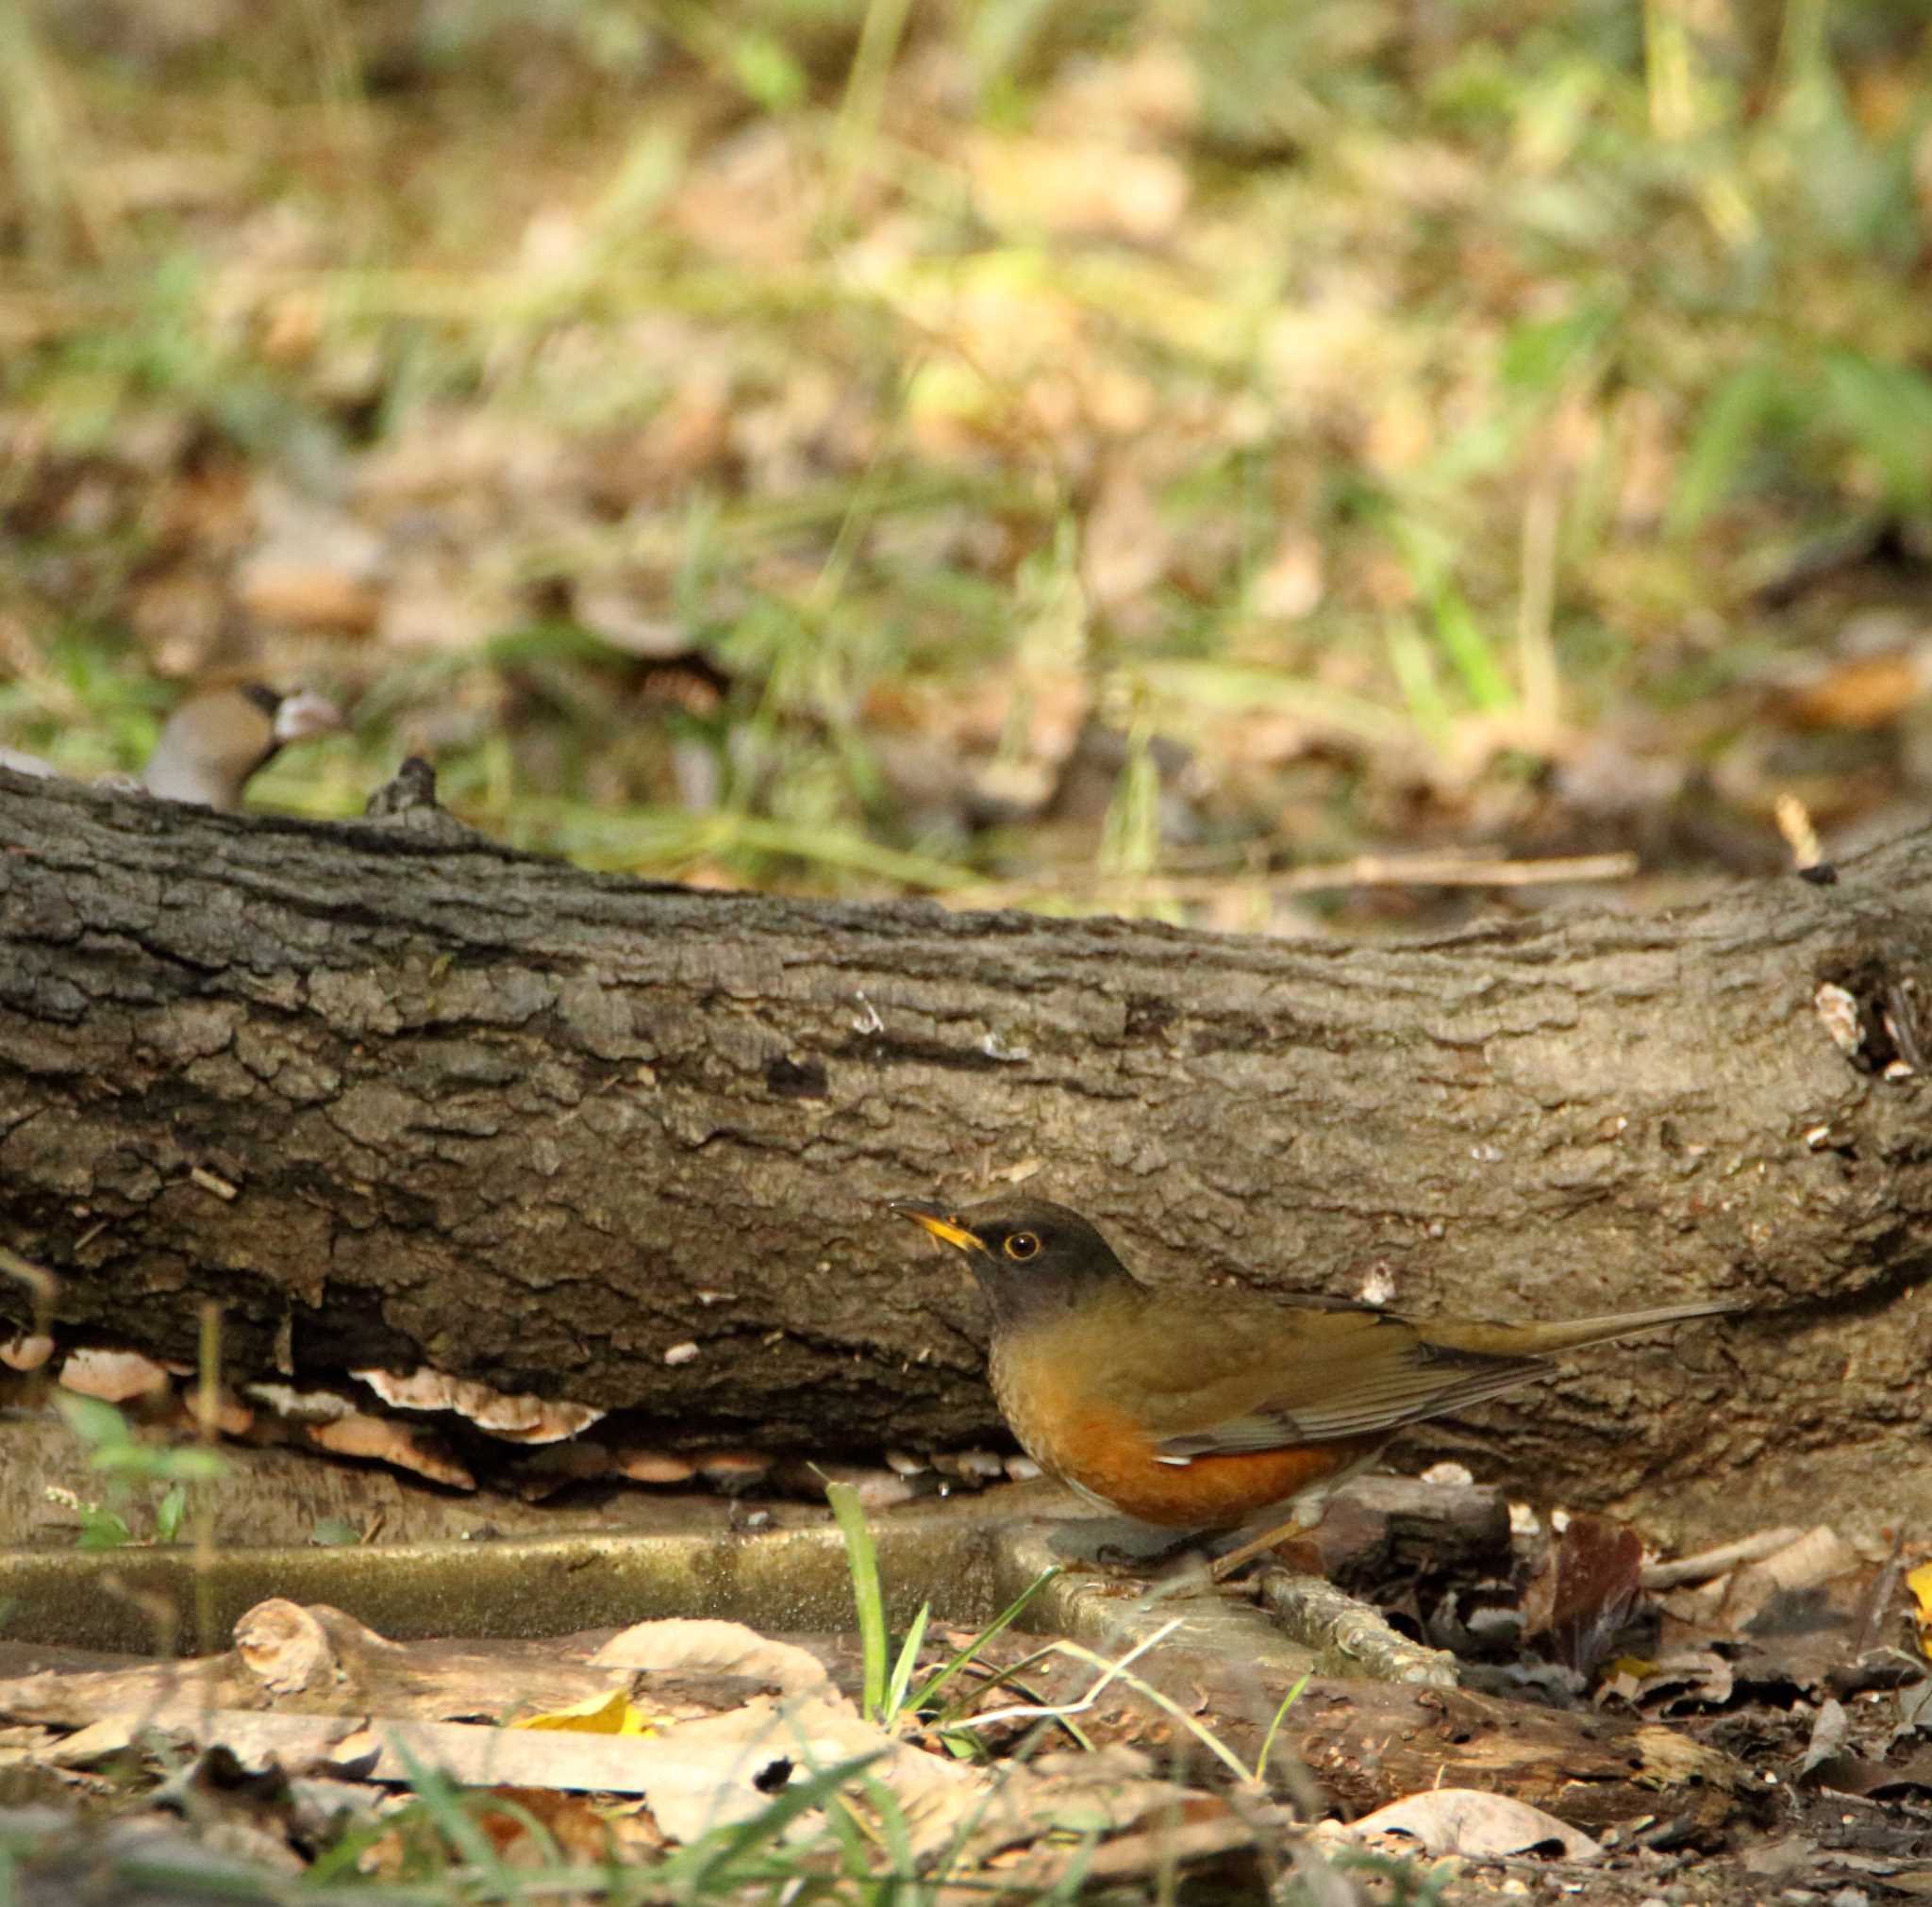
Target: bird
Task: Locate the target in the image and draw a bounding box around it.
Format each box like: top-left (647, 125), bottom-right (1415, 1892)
top-left (891, 1195), bottom-right (1742, 1580)
top-left (142, 680), bottom-right (343, 809)
top-left (0, 681), bottom-right (342, 810)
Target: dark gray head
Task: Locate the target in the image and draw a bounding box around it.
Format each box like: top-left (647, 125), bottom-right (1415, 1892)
top-left (889, 1195), bottom-right (1137, 1328)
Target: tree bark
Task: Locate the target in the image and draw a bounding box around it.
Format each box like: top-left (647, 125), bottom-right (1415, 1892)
top-left (3, 767), bottom-right (1929, 1537)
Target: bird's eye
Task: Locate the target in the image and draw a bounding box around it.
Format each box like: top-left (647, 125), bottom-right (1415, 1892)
top-left (1004, 1231), bottom-right (1041, 1262)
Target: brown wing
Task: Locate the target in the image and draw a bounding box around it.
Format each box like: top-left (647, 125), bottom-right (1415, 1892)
top-left (1075, 1288), bottom-right (1554, 1461)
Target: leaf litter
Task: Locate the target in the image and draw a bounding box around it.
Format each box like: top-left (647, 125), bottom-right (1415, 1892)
top-left (0, 1476), bottom-right (1927, 1903)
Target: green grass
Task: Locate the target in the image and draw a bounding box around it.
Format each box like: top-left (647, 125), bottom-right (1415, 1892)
top-left (0, 0), bottom-right (1924, 906)
top-left (825, 1476), bottom-right (1059, 1741)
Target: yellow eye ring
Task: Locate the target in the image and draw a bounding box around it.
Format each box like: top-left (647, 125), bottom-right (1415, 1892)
top-left (1004, 1231), bottom-right (1041, 1262)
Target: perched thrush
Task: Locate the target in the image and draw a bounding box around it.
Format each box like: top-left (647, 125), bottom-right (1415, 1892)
top-left (0, 678), bottom-right (341, 810)
top-left (142, 681), bottom-right (342, 809)
top-left (892, 1195), bottom-right (1740, 1578)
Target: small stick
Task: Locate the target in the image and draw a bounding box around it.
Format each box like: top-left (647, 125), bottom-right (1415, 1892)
top-left (1853, 1529), bottom-right (1907, 1659)
top-left (1774, 792), bottom-right (1822, 871)
top-left (1640, 1526), bottom-right (1805, 1590)
top-left (955, 851), bottom-right (1639, 910)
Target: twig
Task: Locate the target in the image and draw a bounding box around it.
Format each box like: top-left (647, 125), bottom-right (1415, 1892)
top-left (952, 1623), bottom-right (1277, 1788)
top-left (1774, 793), bottom-right (1822, 871)
top-left (950, 1619), bottom-right (1182, 1733)
top-left (1260, 851), bottom-right (1638, 893)
top-left (952, 851), bottom-right (1639, 911)
top-left (1853, 1528), bottom-right (1907, 1658)
top-left (1639, 1526), bottom-right (1805, 1590)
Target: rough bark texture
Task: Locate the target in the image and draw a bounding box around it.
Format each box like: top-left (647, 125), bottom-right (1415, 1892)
top-left (3, 769), bottom-right (1929, 1537)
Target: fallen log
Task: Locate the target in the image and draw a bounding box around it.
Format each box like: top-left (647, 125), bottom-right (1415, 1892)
top-left (4, 766), bottom-right (1930, 1536)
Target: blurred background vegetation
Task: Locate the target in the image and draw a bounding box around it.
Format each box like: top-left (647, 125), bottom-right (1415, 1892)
top-left (1, 0), bottom-right (1928, 928)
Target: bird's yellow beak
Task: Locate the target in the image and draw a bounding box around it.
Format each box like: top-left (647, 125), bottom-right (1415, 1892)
top-left (889, 1200), bottom-right (989, 1253)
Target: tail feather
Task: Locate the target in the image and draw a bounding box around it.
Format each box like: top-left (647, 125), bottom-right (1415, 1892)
top-left (1428, 1297), bottom-right (1745, 1359)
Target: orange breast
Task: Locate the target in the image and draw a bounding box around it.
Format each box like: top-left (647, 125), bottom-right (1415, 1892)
top-left (991, 1333), bottom-right (1378, 1530)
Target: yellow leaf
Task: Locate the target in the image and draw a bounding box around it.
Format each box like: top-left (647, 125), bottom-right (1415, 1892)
top-left (1907, 1561), bottom-right (1932, 1660)
top-left (1602, 1655), bottom-right (1659, 1682)
top-left (508, 1689), bottom-right (658, 1736)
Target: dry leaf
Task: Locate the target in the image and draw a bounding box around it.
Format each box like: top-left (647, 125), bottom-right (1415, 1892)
top-left (1081, 464), bottom-right (1170, 615)
top-left (1722, 1527), bottom-right (1860, 1631)
top-left (1908, 1562), bottom-right (1932, 1661)
top-left (238, 561), bottom-right (382, 637)
top-left (589, 1620), bottom-right (832, 1700)
top-left (236, 1600), bottom-right (339, 1697)
top-left (508, 1689), bottom-right (658, 1737)
top-left (1798, 1698), bottom-right (1852, 1780)
top-left (1522, 1514), bottom-right (1644, 1674)
top-left (1345, 1787), bottom-right (1602, 1862)
top-left (472, 1786), bottom-right (658, 1866)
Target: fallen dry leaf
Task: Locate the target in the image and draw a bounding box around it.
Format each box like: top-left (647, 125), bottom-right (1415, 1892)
top-left (472, 1786), bottom-right (659, 1866)
top-left (1344, 1787), bottom-right (1602, 1862)
top-left (1910, 1562), bottom-right (1932, 1661)
top-left (238, 560), bottom-right (382, 637)
top-left (1523, 1513), bottom-right (1644, 1675)
top-left (236, 1600), bottom-right (345, 1697)
top-left (1722, 1526), bottom-right (1861, 1631)
top-left (589, 1619), bottom-right (832, 1700)
top-left (1798, 1697), bottom-right (1852, 1779)
top-left (507, 1688), bottom-right (658, 1737)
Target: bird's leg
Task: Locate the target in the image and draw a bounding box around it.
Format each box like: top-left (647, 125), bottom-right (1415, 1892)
top-left (1208, 1515), bottom-right (1313, 1584)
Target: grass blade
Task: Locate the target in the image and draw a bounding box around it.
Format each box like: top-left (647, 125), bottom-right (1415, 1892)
top-left (911, 1566), bottom-right (1060, 1716)
top-left (1429, 582), bottom-right (1514, 713)
top-left (884, 1600), bottom-right (931, 1725)
top-left (825, 1480), bottom-right (887, 1719)
top-left (1255, 1671), bottom-right (1311, 1785)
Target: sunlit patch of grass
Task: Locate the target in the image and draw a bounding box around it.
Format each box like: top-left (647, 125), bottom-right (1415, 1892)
top-left (3, 0), bottom-right (1928, 910)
